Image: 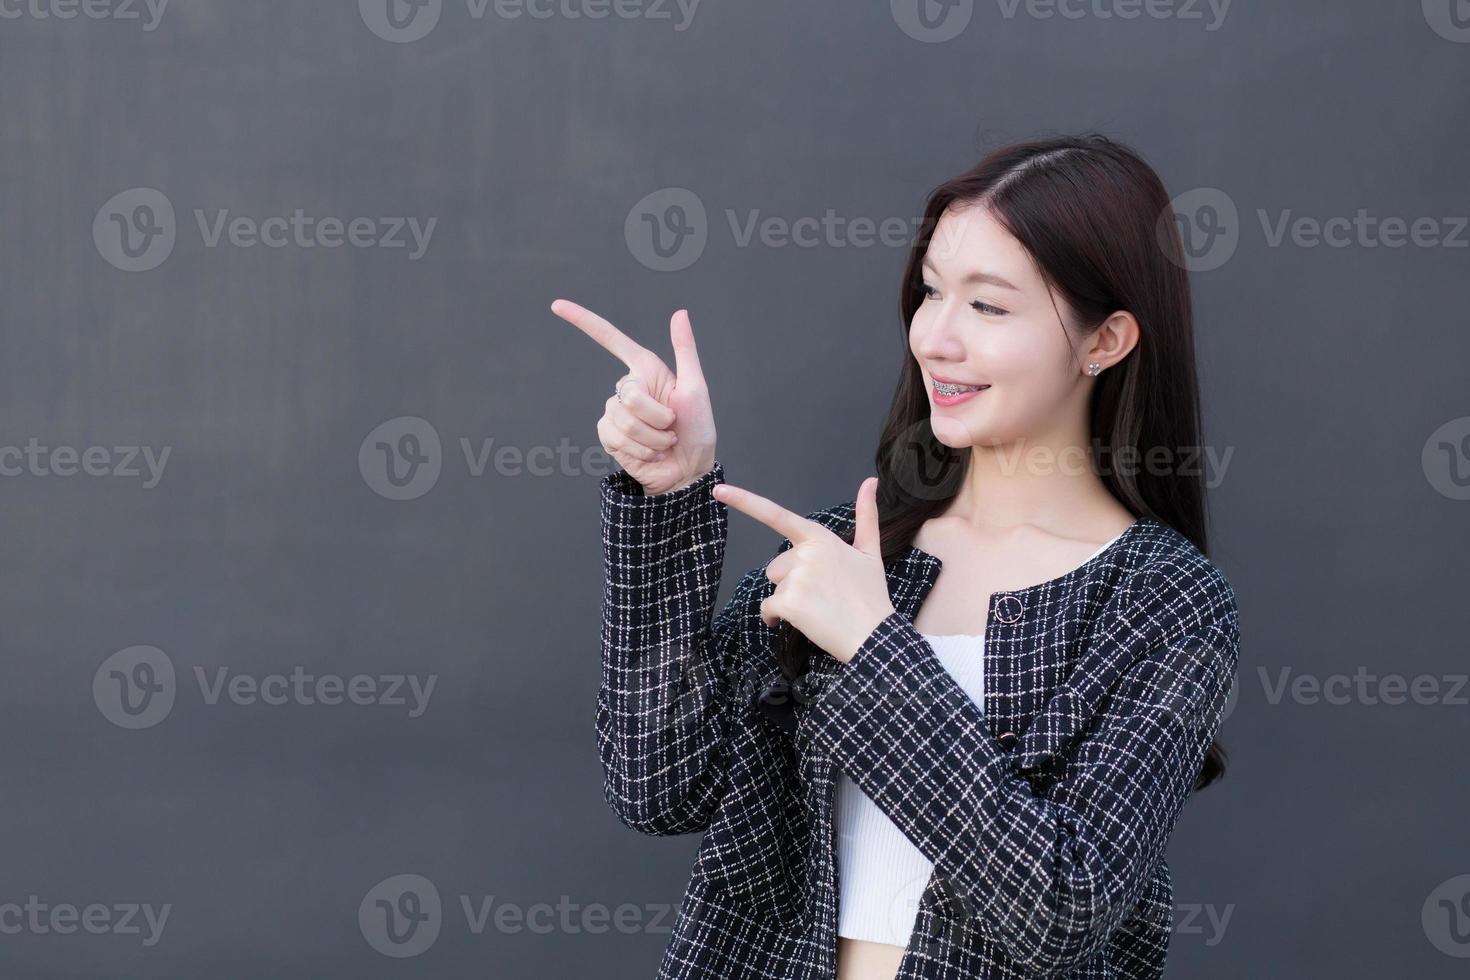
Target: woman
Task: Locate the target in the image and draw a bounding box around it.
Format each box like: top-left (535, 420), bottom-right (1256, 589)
top-left (554, 133), bottom-right (1239, 980)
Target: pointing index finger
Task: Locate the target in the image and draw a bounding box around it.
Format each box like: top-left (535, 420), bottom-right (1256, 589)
top-left (550, 298), bottom-right (644, 369)
top-left (713, 484), bottom-right (820, 545)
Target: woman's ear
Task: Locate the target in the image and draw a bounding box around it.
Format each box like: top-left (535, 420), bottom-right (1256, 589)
top-left (1084, 310), bottom-right (1141, 372)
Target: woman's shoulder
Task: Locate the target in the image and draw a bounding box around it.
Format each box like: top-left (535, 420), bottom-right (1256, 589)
top-left (1115, 517), bottom-right (1240, 639)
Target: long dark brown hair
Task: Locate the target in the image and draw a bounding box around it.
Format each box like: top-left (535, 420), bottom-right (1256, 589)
top-left (776, 133), bottom-right (1229, 793)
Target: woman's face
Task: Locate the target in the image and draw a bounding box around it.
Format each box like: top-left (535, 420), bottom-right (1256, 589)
top-left (909, 203), bottom-right (1090, 450)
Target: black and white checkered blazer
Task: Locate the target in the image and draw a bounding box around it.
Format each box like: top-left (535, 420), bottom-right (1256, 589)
top-left (596, 460), bottom-right (1240, 979)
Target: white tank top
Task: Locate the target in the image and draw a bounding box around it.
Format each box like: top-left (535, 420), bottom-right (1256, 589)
top-left (835, 531), bottom-right (1124, 946)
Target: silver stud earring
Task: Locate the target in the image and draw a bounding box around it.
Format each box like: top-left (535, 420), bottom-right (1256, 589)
top-left (1086, 362), bottom-right (1101, 376)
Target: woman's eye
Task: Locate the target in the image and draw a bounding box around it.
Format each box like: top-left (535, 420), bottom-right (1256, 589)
top-left (916, 281), bottom-right (1005, 316)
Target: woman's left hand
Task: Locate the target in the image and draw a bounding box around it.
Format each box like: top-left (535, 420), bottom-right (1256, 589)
top-left (712, 476), bottom-right (896, 664)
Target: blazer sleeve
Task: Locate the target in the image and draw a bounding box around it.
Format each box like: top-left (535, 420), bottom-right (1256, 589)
top-left (594, 459), bottom-right (758, 836)
top-left (806, 602), bottom-right (1239, 976)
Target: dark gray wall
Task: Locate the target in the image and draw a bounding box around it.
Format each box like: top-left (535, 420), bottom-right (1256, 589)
top-left (2, 1), bottom-right (1467, 976)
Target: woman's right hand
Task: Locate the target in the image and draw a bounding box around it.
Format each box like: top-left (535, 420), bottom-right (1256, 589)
top-left (551, 299), bottom-right (718, 496)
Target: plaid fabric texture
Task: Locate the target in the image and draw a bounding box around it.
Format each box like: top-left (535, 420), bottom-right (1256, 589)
top-left (597, 460), bottom-right (1240, 979)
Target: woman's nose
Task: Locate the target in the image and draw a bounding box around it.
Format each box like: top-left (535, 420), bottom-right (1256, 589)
top-left (914, 312), bottom-right (964, 358)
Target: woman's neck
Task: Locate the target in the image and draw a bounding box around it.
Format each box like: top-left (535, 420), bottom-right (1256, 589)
top-left (946, 434), bottom-right (1124, 536)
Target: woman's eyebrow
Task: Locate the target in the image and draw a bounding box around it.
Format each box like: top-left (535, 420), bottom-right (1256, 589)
top-left (921, 258), bottom-right (1020, 291)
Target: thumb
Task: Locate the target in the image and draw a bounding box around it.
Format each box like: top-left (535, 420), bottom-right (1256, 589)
top-left (670, 309), bottom-right (706, 388)
top-left (852, 476), bottom-right (882, 557)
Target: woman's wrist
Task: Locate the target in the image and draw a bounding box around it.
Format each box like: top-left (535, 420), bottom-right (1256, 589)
top-left (641, 458), bottom-right (718, 497)
top-left (604, 460), bottom-right (723, 503)
top-left (657, 469), bottom-right (713, 495)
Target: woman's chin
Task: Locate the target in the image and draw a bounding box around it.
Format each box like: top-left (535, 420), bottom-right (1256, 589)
top-left (929, 414), bottom-right (979, 448)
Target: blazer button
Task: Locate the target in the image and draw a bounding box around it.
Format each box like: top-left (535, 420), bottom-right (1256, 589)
top-left (997, 731), bottom-right (1017, 750)
top-left (994, 594), bottom-right (1024, 624)
top-left (758, 677), bottom-right (790, 707)
top-left (756, 678), bottom-right (798, 736)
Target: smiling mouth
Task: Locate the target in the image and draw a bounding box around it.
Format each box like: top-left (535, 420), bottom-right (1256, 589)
top-left (932, 380), bottom-right (990, 396)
